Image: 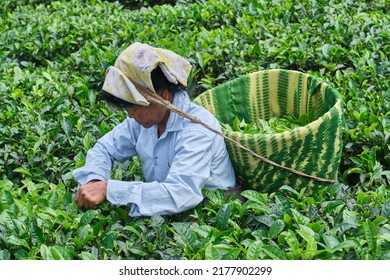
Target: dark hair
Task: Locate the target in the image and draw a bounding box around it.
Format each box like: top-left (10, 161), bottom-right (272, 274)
top-left (100, 66), bottom-right (185, 110)
top-left (99, 90), bottom-right (134, 111)
top-left (151, 66), bottom-right (184, 94)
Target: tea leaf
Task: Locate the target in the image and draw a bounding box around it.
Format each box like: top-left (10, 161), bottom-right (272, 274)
top-left (61, 117), bottom-right (72, 138)
top-left (268, 219), bottom-right (285, 239)
top-left (364, 221), bottom-right (378, 254)
top-left (304, 237), bottom-right (317, 260)
top-left (80, 209), bottom-right (97, 226)
top-left (172, 223), bottom-right (197, 252)
top-left (282, 230), bottom-right (300, 254)
top-left (290, 208), bottom-right (309, 225)
top-left (0, 249), bottom-right (10, 260)
top-left (323, 199), bottom-right (345, 214)
top-left (40, 244), bottom-right (53, 260)
top-left (102, 232), bottom-right (117, 250)
top-left (381, 199), bottom-right (390, 218)
top-left (343, 209), bottom-right (360, 228)
top-left (205, 243), bottom-right (221, 260)
top-left (0, 190), bottom-right (14, 209)
top-left (50, 246), bottom-right (73, 260)
top-left (223, 248), bottom-right (241, 260)
top-left (129, 244), bottom-right (148, 257)
top-left (241, 190), bottom-right (266, 204)
top-left (0, 180), bottom-right (13, 190)
top-left (337, 239), bottom-right (362, 254)
top-left (322, 234), bottom-right (341, 251)
top-left (275, 194), bottom-right (292, 213)
top-left (279, 185), bottom-right (301, 198)
top-left (216, 203), bottom-right (232, 230)
top-left (262, 245), bottom-right (287, 260)
top-left (83, 132), bottom-right (92, 150)
top-left (246, 240), bottom-right (263, 260)
top-left (79, 251), bottom-right (97, 260)
top-left (30, 222), bottom-right (45, 246)
top-left (13, 167), bottom-right (32, 177)
top-left (7, 236), bottom-right (30, 250)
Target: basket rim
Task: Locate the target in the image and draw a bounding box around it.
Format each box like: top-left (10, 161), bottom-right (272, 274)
top-left (220, 98), bottom-right (343, 138)
top-left (194, 69), bottom-right (344, 137)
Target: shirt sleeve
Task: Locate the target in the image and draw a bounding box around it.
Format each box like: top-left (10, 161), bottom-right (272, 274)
top-left (72, 118), bottom-right (138, 185)
top-left (106, 127), bottom-right (216, 216)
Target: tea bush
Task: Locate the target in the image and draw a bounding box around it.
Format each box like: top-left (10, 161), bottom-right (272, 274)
top-left (0, 0), bottom-right (389, 259)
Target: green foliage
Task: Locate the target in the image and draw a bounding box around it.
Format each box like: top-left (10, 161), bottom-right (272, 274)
top-left (222, 112), bottom-right (315, 134)
top-left (105, 0), bottom-right (182, 10)
top-left (0, 0), bottom-right (389, 259)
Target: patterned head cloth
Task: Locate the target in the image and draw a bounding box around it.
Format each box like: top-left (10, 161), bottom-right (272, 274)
top-left (102, 42), bottom-right (192, 106)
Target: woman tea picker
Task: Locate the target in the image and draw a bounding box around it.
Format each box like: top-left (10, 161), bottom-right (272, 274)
top-left (73, 43), bottom-right (237, 216)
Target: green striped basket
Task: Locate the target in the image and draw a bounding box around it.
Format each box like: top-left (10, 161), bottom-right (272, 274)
top-left (193, 69), bottom-right (345, 192)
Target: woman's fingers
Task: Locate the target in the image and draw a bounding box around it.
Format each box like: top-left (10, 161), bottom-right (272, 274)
top-left (74, 181), bottom-right (107, 210)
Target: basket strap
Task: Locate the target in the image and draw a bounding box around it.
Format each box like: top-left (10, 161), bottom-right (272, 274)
top-left (132, 79), bottom-right (336, 184)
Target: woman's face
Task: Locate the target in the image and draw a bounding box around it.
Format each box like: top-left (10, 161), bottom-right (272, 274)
top-left (126, 89), bottom-right (173, 137)
top-left (126, 102), bottom-right (169, 128)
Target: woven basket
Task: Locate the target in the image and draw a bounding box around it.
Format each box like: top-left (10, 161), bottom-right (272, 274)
top-left (193, 69), bottom-right (345, 192)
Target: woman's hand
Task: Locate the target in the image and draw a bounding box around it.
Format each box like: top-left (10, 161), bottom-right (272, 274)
top-left (74, 180), bottom-right (108, 209)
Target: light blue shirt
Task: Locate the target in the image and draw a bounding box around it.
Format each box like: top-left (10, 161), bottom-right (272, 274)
top-left (72, 91), bottom-right (236, 216)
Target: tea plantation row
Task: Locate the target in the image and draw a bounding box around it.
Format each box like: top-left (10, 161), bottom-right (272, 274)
top-left (0, 0), bottom-right (389, 259)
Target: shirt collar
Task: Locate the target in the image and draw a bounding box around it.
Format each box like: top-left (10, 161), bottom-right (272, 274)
top-left (165, 91), bottom-right (190, 133)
